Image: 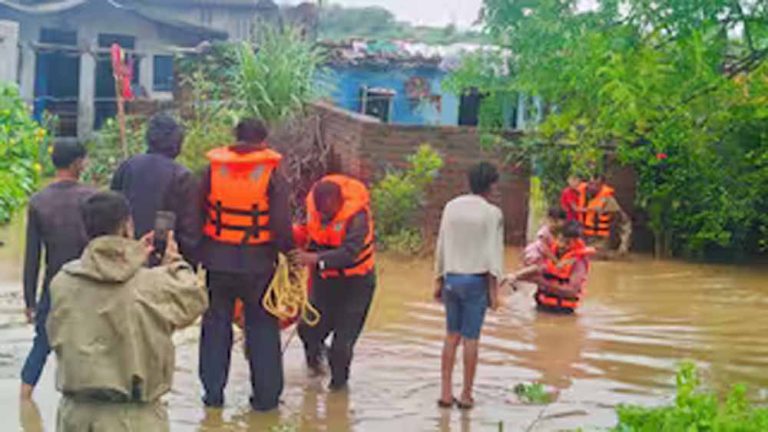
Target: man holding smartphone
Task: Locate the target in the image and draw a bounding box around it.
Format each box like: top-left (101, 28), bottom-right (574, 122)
top-left (47, 191), bottom-right (207, 431)
top-left (198, 118), bottom-right (294, 412)
top-left (111, 113), bottom-right (202, 264)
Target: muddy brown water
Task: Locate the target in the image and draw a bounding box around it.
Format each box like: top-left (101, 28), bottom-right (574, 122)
top-left (1, 218), bottom-right (768, 431)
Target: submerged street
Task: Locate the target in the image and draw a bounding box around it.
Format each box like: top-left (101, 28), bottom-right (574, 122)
top-left (2, 220), bottom-right (768, 431)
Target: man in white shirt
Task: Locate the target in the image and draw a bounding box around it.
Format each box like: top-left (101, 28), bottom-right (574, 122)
top-left (434, 162), bottom-right (504, 410)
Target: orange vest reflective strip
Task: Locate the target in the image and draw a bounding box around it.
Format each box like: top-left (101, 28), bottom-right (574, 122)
top-left (536, 291), bottom-right (579, 310)
top-left (538, 240), bottom-right (594, 310)
top-left (578, 183), bottom-right (614, 237)
top-left (307, 174), bottom-right (375, 278)
top-left (203, 146), bottom-right (282, 245)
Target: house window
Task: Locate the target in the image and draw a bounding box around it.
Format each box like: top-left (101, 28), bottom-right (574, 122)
top-left (458, 88), bottom-right (484, 126)
top-left (360, 87), bottom-right (395, 123)
top-left (40, 28), bottom-right (77, 46)
top-left (153, 55), bottom-right (174, 92)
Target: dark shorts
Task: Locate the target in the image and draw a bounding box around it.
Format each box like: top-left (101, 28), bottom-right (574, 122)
top-left (443, 273), bottom-right (488, 340)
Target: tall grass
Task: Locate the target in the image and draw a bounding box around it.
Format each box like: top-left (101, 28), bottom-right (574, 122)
top-left (236, 25), bottom-right (327, 125)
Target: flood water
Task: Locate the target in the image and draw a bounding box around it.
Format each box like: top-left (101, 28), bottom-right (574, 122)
top-left (1, 218), bottom-right (768, 431)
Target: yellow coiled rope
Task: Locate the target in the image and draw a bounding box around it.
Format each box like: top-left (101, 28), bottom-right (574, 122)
top-left (262, 253), bottom-right (321, 327)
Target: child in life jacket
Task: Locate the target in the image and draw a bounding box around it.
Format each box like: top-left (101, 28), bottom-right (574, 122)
top-left (504, 208), bottom-right (568, 289)
top-left (534, 220), bottom-right (595, 313)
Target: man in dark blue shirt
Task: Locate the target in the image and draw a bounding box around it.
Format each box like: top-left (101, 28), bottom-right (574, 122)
top-left (111, 113), bottom-right (202, 263)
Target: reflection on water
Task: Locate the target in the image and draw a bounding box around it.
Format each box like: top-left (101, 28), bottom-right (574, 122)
top-left (2, 217), bottom-right (768, 431)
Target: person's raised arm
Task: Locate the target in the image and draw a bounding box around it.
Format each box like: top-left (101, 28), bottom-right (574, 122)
top-left (141, 233), bottom-right (207, 329)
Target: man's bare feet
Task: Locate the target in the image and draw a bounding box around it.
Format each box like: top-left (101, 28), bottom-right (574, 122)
top-left (20, 383), bottom-right (33, 400)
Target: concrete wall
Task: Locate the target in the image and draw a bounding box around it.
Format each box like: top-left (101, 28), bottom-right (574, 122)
top-left (0, 20), bottom-right (19, 83)
top-left (325, 66), bottom-right (460, 126)
top-left (315, 102), bottom-right (530, 246)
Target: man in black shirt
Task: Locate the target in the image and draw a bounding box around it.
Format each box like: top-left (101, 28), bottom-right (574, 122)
top-left (21, 142), bottom-right (96, 399)
top-left (111, 113), bottom-right (202, 263)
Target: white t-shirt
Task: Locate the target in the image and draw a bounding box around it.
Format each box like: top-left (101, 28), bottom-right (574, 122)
top-left (434, 194), bottom-right (505, 279)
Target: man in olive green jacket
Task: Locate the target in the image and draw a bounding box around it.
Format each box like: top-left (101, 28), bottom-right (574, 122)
top-left (47, 191), bottom-right (208, 432)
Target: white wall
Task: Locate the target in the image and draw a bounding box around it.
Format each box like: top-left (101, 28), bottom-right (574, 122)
top-left (0, 20), bottom-right (19, 83)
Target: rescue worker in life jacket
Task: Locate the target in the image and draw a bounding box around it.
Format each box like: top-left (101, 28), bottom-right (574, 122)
top-left (292, 175), bottom-right (376, 391)
top-left (198, 118), bottom-right (294, 412)
top-left (578, 175), bottom-right (632, 258)
top-left (535, 221), bottom-right (594, 313)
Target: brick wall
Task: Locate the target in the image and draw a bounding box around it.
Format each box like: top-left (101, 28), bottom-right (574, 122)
top-left (314, 102), bottom-right (530, 245)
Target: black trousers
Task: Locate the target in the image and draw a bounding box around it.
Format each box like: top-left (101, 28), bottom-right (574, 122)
top-left (299, 273), bottom-right (375, 387)
top-left (199, 270), bottom-right (283, 411)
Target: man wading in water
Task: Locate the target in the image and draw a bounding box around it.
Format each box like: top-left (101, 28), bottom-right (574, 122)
top-left (21, 142), bottom-right (96, 400)
top-left (434, 162), bottom-right (504, 409)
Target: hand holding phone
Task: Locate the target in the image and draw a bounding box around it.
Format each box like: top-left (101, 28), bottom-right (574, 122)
top-left (150, 211), bottom-right (176, 266)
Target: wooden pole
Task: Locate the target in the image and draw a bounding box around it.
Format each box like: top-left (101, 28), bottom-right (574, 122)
top-left (114, 75), bottom-right (127, 158)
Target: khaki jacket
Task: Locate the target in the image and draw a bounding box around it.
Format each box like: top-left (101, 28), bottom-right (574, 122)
top-left (47, 236), bottom-right (208, 402)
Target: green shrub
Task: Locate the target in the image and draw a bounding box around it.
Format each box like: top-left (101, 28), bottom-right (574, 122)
top-left (0, 83), bottom-right (44, 223)
top-left (178, 72), bottom-right (238, 173)
top-left (513, 382), bottom-right (553, 405)
top-left (613, 362), bottom-right (768, 431)
top-left (83, 116), bottom-right (145, 186)
top-left (371, 144), bottom-right (443, 254)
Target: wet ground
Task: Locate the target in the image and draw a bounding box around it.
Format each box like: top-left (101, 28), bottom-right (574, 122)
top-left (2, 218), bottom-right (768, 431)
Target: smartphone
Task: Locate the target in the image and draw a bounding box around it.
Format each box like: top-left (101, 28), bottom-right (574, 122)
top-left (153, 211), bottom-right (176, 262)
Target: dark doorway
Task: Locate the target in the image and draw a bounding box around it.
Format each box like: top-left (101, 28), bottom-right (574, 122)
top-left (458, 88), bottom-right (485, 127)
top-left (94, 34), bottom-right (139, 129)
top-left (34, 28), bottom-right (80, 137)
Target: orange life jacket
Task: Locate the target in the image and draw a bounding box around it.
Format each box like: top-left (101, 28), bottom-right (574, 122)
top-left (578, 183), bottom-right (615, 238)
top-left (537, 239), bottom-right (595, 311)
top-left (203, 146), bottom-right (282, 245)
top-left (306, 174), bottom-right (375, 278)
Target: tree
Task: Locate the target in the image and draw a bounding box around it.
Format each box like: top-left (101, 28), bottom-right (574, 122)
top-left (318, 4), bottom-right (486, 44)
top-left (453, 0), bottom-right (768, 258)
top-left (0, 83), bottom-right (43, 223)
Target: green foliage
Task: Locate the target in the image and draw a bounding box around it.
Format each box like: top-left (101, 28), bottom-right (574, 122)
top-left (178, 73), bottom-right (238, 173)
top-left (175, 42), bottom-right (240, 88)
top-left (371, 144), bottom-right (444, 254)
top-left (0, 83), bottom-right (43, 223)
top-left (236, 25), bottom-right (326, 125)
top-left (319, 4), bottom-right (486, 45)
top-left (513, 382), bottom-right (553, 405)
top-left (36, 111), bottom-right (58, 177)
top-left (454, 0), bottom-right (768, 258)
top-left (83, 117), bottom-right (145, 186)
top-left (614, 362), bottom-right (768, 431)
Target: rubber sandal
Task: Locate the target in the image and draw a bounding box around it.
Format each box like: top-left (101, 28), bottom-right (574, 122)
top-left (437, 398), bottom-right (456, 408)
top-left (456, 398), bottom-right (474, 410)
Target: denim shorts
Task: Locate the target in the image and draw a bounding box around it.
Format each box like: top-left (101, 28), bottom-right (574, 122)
top-left (443, 273), bottom-right (489, 340)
